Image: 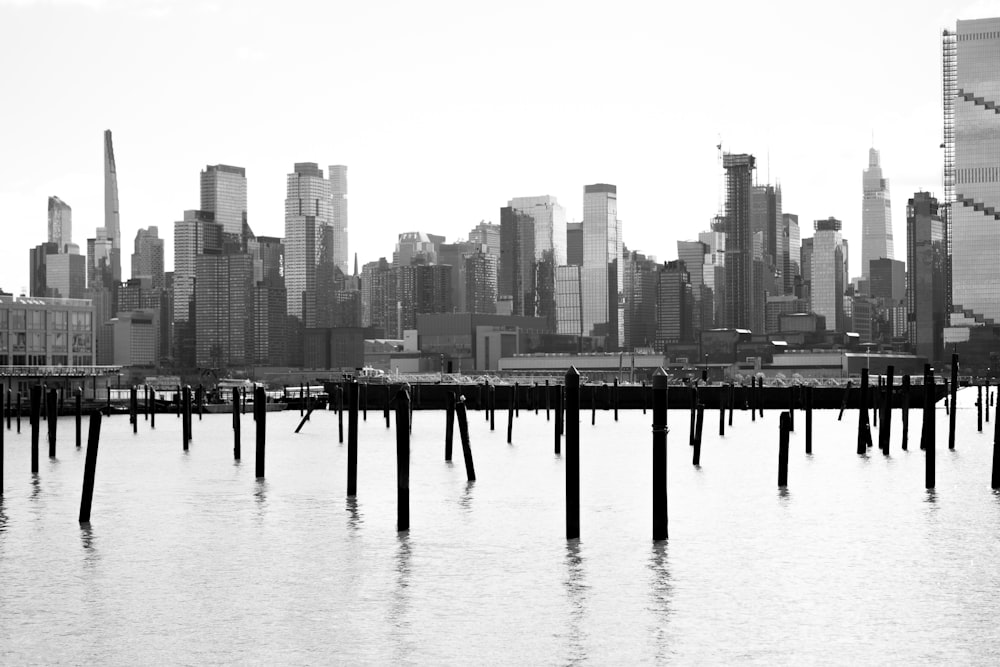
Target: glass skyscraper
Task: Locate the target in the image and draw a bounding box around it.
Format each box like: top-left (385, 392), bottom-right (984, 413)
top-left (946, 17), bottom-right (1000, 323)
top-left (810, 217), bottom-right (846, 332)
top-left (47, 196), bottom-right (72, 251)
top-left (861, 147), bottom-right (893, 279)
top-left (907, 192), bottom-right (947, 361)
top-left (103, 130), bottom-right (121, 282)
top-left (581, 184), bottom-right (622, 349)
top-left (723, 154), bottom-right (755, 330)
top-left (329, 165), bottom-right (349, 275)
top-left (284, 163), bottom-right (334, 326)
top-left (200, 165), bottom-right (248, 237)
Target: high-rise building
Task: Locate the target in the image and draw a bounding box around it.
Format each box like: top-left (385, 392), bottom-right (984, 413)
top-left (103, 130), bottom-right (121, 283)
top-left (200, 165), bottom-right (248, 237)
top-left (361, 258), bottom-right (397, 338)
top-left (329, 165), bottom-right (348, 274)
top-left (393, 232), bottom-right (438, 267)
top-left (861, 148), bottom-right (893, 278)
top-left (581, 184), bottom-right (623, 348)
top-left (782, 213), bottom-right (800, 295)
top-left (499, 206), bottom-right (535, 317)
top-left (907, 192), bottom-right (948, 361)
top-left (566, 222), bottom-right (583, 266)
top-left (284, 163), bottom-right (334, 326)
top-left (439, 240), bottom-right (476, 313)
top-left (465, 248), bottom-right (498, 315)
top-left (945, 18), bottom-right (1000, 324)
top-left (468, 221), bottom-right (501, 256)
top-left (397, 263), bottom-right (452, 332)
top-left (555, 265), bottom-right (583, 336)
top-left (48, 196), bottom-right (72, 251)
top-left (810, 217), bottom-right (846, 332)
top-left (750, 183), bottom-right (782, 299)
top-left (723, 154), bottom-right (756, 330)
top-left (500, 195), bottom-right (566, 323)
top-left (29, 242), bottom-right (58, 298)
top-left (870, 258), bottom-right (905, 303)
top-left (698, 230), bottom-right (726, 328)
top-left (45, 253), bottom-right (86, 299)
top-left (507, 196), bottom-right (567, 266)
top-left (655, 261), bottom-right (693, 348)
top-left (131, 227), bottom-right (165, 290)
top-left (623, 250), bottom-right (658, 350)
top-left (799, 237), bottom-right (814, 303)
top-left (173, 210), bottom-right (222, 326)
top-left (195, 253), bottom-right (254, 367)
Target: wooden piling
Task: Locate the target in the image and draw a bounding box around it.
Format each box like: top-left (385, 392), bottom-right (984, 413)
top-left (591, 382), bottom-right (596, 426)
top-left (16, 390), bottom-right (21, 434)
top-left (75, 389), bottom-right (82, 448)
top-left (614, 378), bottom-right (619, 422)
top-left (78, 411), bottom-right (103, 523)
top-left (880, 365), bottom-right (894, 455)
top-left (838, 381), bottom-right (851, 421)
top-left (718, 389), bottom-right (725, 437)
top-left (857, 368), bottom-right (871, 455)
top-left (992, 385), bottom-right (1000, 489)
top-left (395, 386), bottom-right (410, 532)
top-left (751, 377), bottom-right (756, 422)
top-left (182, 386), bottom-right (192, 450)
top-left (923, 365), bottom-right (935, 488)
top-left (652, 368), bottom-right (668, 541)
top-left (514, 382), bottom-right (519, 417)
top-left (545, 379), bottom-right (551, 421)
top-left (689, 385), bottom-right (697, 446)
top-left (254, 386), bottom-right (267, 478)
top-left (490, 384), bottom-right (495, 432)
top-left (131, 385), bottom-right (138, 434)
top-left (232, 387), bottom-right (241, 460)
top-left (788, 386), bottom-right (795, 432)
top-left (150, 388), bottom-right (156, 429)
top-left (642, 380), bottom-right (648, 416)
top-left (455, 395), bottom-right (476, 482)
top-left (445, 391), bottom-right (456, 460)
top-left (693, 404), bottom-right (704, 466)
top-left (347, 380), bottom-right (359, 495)
top-left (804, 385), bottom-right (813, 454)
top-left (506, 386), bottom-right (514, 445)
top-left (5, 388), bottom-right (9, 430)
top-left (728, 382), bottom-right (734, 427)
top-left (337, 385), bottom-right (344, 443)
top-left (978, 384), bottom-right (983, 433)
top-left (565, 367), bottom-right (580, 540)
top-left (384, 385), bottom-right (390, 428)
top-left (778, 411), bottom-right (790, 487)
top-left (555, 384), bottom-right (563, 451)
top-left (949, 353), bottom-right (958, 450)
top-left (47, 388), bottom-right (57, 457)
top-left (30, 385), bottom-right (40, 473)
top-left (901, 375), bottom-right (910, 450)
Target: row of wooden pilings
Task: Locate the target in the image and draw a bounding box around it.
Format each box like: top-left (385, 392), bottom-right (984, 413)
top-left (4, 352), bottom-right (999, 539)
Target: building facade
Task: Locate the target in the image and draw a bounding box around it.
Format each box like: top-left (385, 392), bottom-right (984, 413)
top-left (906, 192), bottom-right (948, 362)
top-left (284, 163), bottom-right (334, 325)
top-left (861, 147), bottom-right (893, 278)
top-left (581, 184), bottom-right (623, 348)
top-left (810, 217), bottom-right (846, 332)
top-left (723, 153), bottom-right (756, 331)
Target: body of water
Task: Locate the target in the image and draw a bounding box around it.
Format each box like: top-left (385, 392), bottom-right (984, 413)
top-left (2, 389), bottom-right (999, 664)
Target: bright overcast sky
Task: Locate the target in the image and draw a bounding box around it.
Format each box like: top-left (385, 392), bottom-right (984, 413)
top-left (2, 0), bottom-right (999, 294)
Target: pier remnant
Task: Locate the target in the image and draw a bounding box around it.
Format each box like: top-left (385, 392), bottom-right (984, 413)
top-left (949, 353), bottom-right (958, 450)
top-left (348, 380), bottom-right (359, 495)
top-left (395, 386), bottom-right (410, 532)
top-left (78, 411), bottom-right (103, 523)
top-left (254, 386), bottom-right (266, 478)
top-left (923, 365), bottom-right (935, 489)
top-left (566, 366), bottom-right (580, 540)
top-left (652, 368), bottom-right (668, 541)
top-left (778, 411), bottom-right (790, 487)
top-left (455, 395), bottom-right (476, 482)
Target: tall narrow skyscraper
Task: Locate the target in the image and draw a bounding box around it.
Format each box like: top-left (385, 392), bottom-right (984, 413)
top-left (581, 184), bottom-right (623, 349)
top-left (811, 217), bottom-right (846, 332)
top-left (945, 18), bottom-right (1000, 323)
top-left (48, 196), bottom-right (72, 251)
top-left (861, 147), bottom-right (893, 278)
top-left (723, 153), bottom-right (756, 330)
top-left (103, 130), bottom-right (121, 282)
top-left (907, 192), bottom-right (947, 361)
top-left (131, 226), bottom-right (165, 290)
top-left (330, 165), bottom-right (349, 274)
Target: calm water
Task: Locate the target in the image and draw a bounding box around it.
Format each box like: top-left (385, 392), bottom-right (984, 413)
top-left (2, 390), bottom-right (1000, 665)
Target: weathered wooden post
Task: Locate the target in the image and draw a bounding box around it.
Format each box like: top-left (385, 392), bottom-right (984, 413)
top-left (17, 390), bottom-right (22, 434)
top-left (949, 353), bottom-right (958, 450)
top-left (805, 385), bottom-right (813, 455)
top-left (130, 385), bottom-right (138, 434)
top-left (693, 404), bottom-right (704, 466)
top-left (489, 384), bottom-right (496, 432)
top-left (78, 411), bottom-right (103, 523)
top-left (47, 388), bottom-right (57, 458)
top-left (445, 391), bottom-right (456, 460)
top-left (788, 386), bottom-right (795, 432)
top-left (5, 388), bottom-right (9, 430)
top-left (689, 385), bottom-right (697, 446)
top-left (232, 387), bottom-right (241, 460)
top-left (992, 387), bottom-right (1000, 489)
top-left (75, 388), bottom-right (82, 448)
top-left (718, 388), bottom-right (725, 437)
top-left (337, 385), bottom-right (344, 443)
top-left (347, 380), bottom-right (359, 495)
top-left (901, 375), bottom-right (910, 450)
top-left (150, 388), bottom-right (156, 429)
top-left (652, 368), bottom-right (668, 541)
top-left (545, 379), bottom-right (551, 421)
top-left (182, 386), bottom-right (191, 450)
top-left (514, 381), bottom-right (520, 418)
top-left (30, 385), bottom-right (41, 473)
top-left (455, 395), bottom-right (476, 482)
top-left (506, 386), bottom-right (514, 445)
top-left (362, 381), bottom-right (368, 422)
top-left (384, 385), bottom-right (390, 428)
top-left (857, 368), bottom-right (871, 455)
top-left (728, 382), bottom-right (734, 427)
top-left (395, 385), bottom-right (410, 532)
top-left (253, 386), bottom-right (266, 478)
top-left (778, 411), bottom-right (790, 487)
top-left (613, 378), bottom-right (619, 422)
top-left (144, 384), bottom-right (149, 421)
top-left (923, 365), bottom-right (935, 487)
top-left (759, 377), bottom-right (764, 418)
top-left (642, 380), bottom-right (648, 415)
top-left (751, 377), bottom-right (756, 422)
top-left (554, 383), bottom-right (563, 455)
top-left (838, 380), bottom-right (851, 421)
top-left (880, 365), bottom-right (894, 455)
top-left (565, 366), bottom-right (580, 540)
top-left (591, 383), bottom-right (596, 426)
top-left (978, 384), bottom-right (983, 433)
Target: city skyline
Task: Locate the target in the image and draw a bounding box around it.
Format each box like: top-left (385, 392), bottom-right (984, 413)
top-left (0, 0), bottom-right (990, 293)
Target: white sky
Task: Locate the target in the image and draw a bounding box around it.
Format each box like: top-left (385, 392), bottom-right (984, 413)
top-left (2, 0), bottom-right (999, 294)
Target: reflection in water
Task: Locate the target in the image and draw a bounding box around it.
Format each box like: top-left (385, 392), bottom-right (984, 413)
top-left (80, 524), bottom-right (99, 567)
top-left (564, 540), bottom-right (587, 665)
top-left (346, 496), bottom-right (363, 530)
top-left (648, 542), bottom-right (673, 661)
top-left (459, 480), bottom-right (475, 513)
top-left (778, 487), bottom-right (791, 504)
top-left (0, 497), bottom-right (7, 534)
top-left (254, 479), bottom-right (268, 521)
top-left (30, 474), bottom-right (40, 501)
top-left (390, 534), bottom-right (413, 664)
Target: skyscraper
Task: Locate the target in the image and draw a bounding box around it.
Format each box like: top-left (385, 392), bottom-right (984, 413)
top-left (329, 165), bottom-right (348, 274)
top-left (131, 227), bottom-right (165, 290)
top-left (581, 184), bottom-right (623, 349)
top-left (200, 165), bottom-right (248, 237)
top-left (810, 217), bottom-right (846, 332)
top-left (782, 213), bottom-right (800, 295)
top-left (723, 153), bottom-right (756, 330)
top-left (48, 196), bottom-right (72, 251)
top-left (907, 192), bottom-right (947, 361)
top-left (861, 147), bottom-right (893, 278)
top-left (173, 210), bottom-right (221, 326)
top-left (103, 130), bottom-right (121, 282)
top-left (284, 163), bottom-right (333, 326)
top-left (945, 17), bottom-right (1000, 323)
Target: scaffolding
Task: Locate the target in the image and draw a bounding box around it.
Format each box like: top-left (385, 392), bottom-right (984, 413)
top-left (942, 29), bottom-right (957, 316)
